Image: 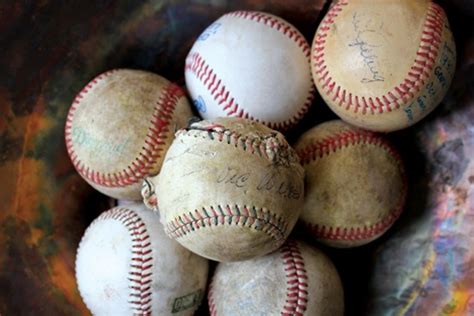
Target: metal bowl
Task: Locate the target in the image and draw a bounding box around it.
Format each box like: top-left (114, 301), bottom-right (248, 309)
top-left (1, 0), bottom-right (472, 315)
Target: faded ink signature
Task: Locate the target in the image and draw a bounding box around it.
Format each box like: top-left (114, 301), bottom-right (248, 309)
top-left (216, 167), bottom-right (250, 188)
top-left (256, 171), bottom-right (301, 200)
top-left (216, 166), bottom-right (301, 199)
top-left (348, 12), bottom-right (385, 83)
top-left (182, 164), bottom-right (302, 200)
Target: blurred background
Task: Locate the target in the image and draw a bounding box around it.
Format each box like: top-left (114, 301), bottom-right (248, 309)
top-left (0, 0), bottom-right (473, 315)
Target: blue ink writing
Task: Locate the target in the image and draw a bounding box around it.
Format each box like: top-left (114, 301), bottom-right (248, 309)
top-left (72, 126), bottom-right (129, 155)
top-left (434, 66), bottom-right (447, 88)
top-left (193, 96), bottom-right (206, 113)
top-left (198, 22), bottom-right (222, 41)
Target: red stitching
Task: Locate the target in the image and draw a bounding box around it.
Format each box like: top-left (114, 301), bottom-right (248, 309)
top-left (165, 204), bottom-right (287, 243)
top-left (185, 11), bottom-right (315, 131)
top-left (296, 128), bottom-right (407, 241)
top-left (312, 1), bottom-right (445, 114)
top-left (296, 128), bottom-right (401, 164)
top-left (207, 240), bottom-right (308, 316)
top-left (185, 52), bottom-right (315, 131)
top-left (93, 207), bottom-right (153, 315)
top-left (226, 11), bottom-right (310, 57)
top-left (207, 275), bottom-right (218, 316)
top-left (176, 121), bottom-right (296, 163)
top-left (65, 72), bottom-right (185, 188)
top-left (280, 240), bottom-right (308, 316)
top-left (165, 205), bottom-right (288, 241)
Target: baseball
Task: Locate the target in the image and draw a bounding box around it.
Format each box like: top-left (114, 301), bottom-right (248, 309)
top-left (294, 120), bottom-right (407, 247)
top-left (65, 69), bottom-right (192, 200)
top-left (185, 11), bottom-right (315, 131)
top-left (311, 0), bottom-right (456, 132)
top-left (208, 239), bottom-right (344, 316)
top-left (75, 203), bottom-right (209, 315)
top-left (142, 117), bottom-right (305, 262)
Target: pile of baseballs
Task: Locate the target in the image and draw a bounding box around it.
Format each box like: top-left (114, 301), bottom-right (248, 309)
top-left (66, 1), bottom-right (455, 315)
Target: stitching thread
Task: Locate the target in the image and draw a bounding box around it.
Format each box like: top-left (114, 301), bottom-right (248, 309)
top-left (226, 11), bottom-right (311, 57)
top-left (65, 71), bottom-right (184, 188)
top-left (185, 11), bottom-right (315, 131)
top-left (312, 1), bottom-right (445, 114)
top-left (280, 240), bottom-right (309, 316)
top-left (206, 240), bottom-right (308, 316)
top-left (89, 207), bottom-right (153, 315)
top-left (207, 275), bottom-right (217, 316)
top-left (296, 128), bottom-right (401, 165)
top-left (176, 122), bottom-right (296, 164)
top-left (296, 128), bottom-right (407, 241)
top-left (165, 204), bottom-right (288, 243)
top-left (185, 53), bottom-right (315, 131)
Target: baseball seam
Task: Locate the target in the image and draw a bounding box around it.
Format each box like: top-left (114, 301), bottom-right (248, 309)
top-left (312, 1), bottom-right (445, 114)
top-left (65, 72), bottom-right (184, 188)
top-left (165, 204), bottom-right (288, 243)
top-left (207, 275), bottom-right (218, 316)
top-left (79, 207), bottom-right (154, 314)
top-left (185, 11), bottom-right (315, 131)
top-left (176, 124), bottom-right (294, 163)
top-left (296, 128), bottom-right (407, 241)
top-left (206, 241), bottom-right (309, 316)
top-left (281, 240), bottom-right (309, 316)
top-left (227, 11), bottom-right (311, 57)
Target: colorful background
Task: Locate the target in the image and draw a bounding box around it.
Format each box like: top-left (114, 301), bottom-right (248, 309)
top-left (0, 0), bottom-right (472, 315)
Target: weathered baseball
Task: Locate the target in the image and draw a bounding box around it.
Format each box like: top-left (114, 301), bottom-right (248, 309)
top-left (65, 69), bottom-right (193, 200)
top-left (311, 0), bottom-right (456, 132)
top-left (208, 239), bottom-right (344, 316)
top-left (185, 11), bottom-right (315, 131)
top-left (142, 117), bottom-right (305, 262)
top-left (76, 203), bottom-right (209, 315)
top-left (294, 120), bottom-right (407, 247)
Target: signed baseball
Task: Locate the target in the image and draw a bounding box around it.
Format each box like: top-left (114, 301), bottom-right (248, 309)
top-left (65, 69), bottom-right (192, 200)
top-left (311, 0), bottom-right (456, 132)
top-left (208, 239), bottom-right (344, 316)
top-left (142, 117), bottom-right (305, 262)
top-left (185, 11), bottom-right (315, 131)
top-left (294, 120), bottom-right (407, 247)
top-left (76, 203), bottom-right (209, 315)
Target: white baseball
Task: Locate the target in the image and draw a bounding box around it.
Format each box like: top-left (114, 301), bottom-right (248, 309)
top-left (208, 239), bottom-right (344, 316)
top-left (76, 203), bottom-right (209, 315)
top-left (185, 11), bottom-right (315, 131)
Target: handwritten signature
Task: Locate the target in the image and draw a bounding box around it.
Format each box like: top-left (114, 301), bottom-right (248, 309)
top-left (348, 12), bottom-right (385, 83)
top-left (72, 126), bottom-right (129, 156)
top-left (217, 167), bottom-right (250, 188)
top-left (256, 171), bottom-right (301, 200)
top-left (191, 165), bottom-right (302, 200)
